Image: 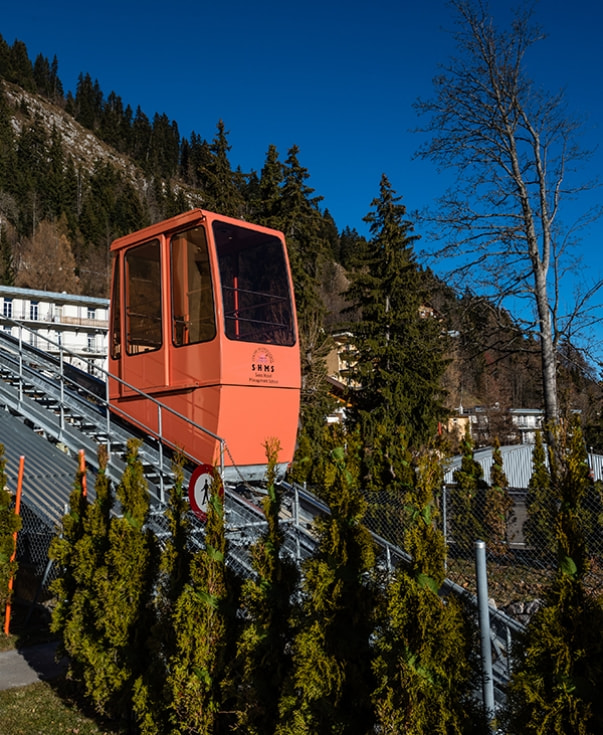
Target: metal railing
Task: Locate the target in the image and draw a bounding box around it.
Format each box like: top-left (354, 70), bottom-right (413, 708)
top-left (0, 317), bottom-right (229, 503)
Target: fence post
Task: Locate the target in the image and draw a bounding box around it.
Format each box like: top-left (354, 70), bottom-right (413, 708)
top-left (3, 455), bottom-right (24, 636)
top-left (475, 539), bottom-right (495, 726)
top-left (294, 484), bottom-right (302, 565)
top-left (79, 449), bottom-right (87, 498)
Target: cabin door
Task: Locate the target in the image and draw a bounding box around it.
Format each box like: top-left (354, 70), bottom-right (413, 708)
top-left (116, 237), bottom-right (168, 396)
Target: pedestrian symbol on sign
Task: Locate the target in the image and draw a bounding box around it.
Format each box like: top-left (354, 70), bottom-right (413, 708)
top-left (188, 463), bottom-right (216, 521)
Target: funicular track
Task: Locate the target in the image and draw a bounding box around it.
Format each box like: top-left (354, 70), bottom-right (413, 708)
top-left (0, 319), bottom-right (522, 706)
top-left (0, 320), bottom-right (319, 574)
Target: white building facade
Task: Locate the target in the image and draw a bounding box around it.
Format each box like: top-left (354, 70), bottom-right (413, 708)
top-left (0, 285), bottom-right (109, 375)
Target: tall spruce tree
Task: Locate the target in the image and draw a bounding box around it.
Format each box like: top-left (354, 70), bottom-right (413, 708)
top-left (506, 417), bottom-right (603, 734)
top-left (451, 427), bottom-right (487, 552)
top-left (372, 445), bottom-right (486, 734)
top-left (277, 439), bottom-right (376, 735)
top-left (524, 430), bottom-right (556, 560)
top-left (199, 120), bottom-right (245, 217)
top-left (484, 437), bottom-right (513, 555)
top-left (233, 440), bottom-right (299, 735)
top-left (278, 145), bottom-right (336, 485)
top-left (0, 85), bottom-right (17, 194)
top-left (280, 144), bottom-right (326, 333)
top-left (344, 174), bottom-right (448, 483)
top-left (0, 445), bottom-right (21, 616)
top-left (254, 143), bottom-right (285, 228)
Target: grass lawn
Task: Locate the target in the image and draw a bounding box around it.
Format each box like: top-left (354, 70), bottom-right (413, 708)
top-left (1, 603), bottom-right (122, 735)
top-left (0, 679), bottom-right (121, 735)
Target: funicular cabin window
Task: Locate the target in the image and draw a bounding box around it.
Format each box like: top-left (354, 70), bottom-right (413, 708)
top-left (125, 240), bottom-right (162, 354)
top-left (171, 226), bottom-right (216, 346)
top-left (110, 255), bottom-right (121, 359)
top-left (213, 221), bottom-right (295, 345)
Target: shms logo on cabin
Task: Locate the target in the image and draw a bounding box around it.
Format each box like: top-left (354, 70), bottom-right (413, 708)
top-left (250, 347), bottom-right (277, 383)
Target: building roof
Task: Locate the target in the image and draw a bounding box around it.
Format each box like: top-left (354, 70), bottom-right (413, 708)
top-left (444, 443), bottom-right (603, 490)
top-left (0, 285), bottom-right (108, 308)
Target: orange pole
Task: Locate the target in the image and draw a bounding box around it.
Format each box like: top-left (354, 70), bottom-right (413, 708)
top-left (4, 455), bottom-right (24, 636)
top-left (79, 449), bottom-right (87, 497)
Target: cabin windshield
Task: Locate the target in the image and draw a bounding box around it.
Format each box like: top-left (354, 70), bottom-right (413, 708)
top-left (213, 221), bottom-right (296, 345)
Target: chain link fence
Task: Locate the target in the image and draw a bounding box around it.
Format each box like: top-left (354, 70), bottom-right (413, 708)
top-left (440, 481), bottom-right (603, 609)
top-left (361, 474), bottom-right (603, 624)
top-left (10, 449), bottom-right (603, 634)
top-left (12, 504), bottom-right (60, 625)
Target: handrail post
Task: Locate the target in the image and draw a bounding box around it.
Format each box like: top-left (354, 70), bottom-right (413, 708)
top-left (294, 483), bottom-right (301, 564)
top-left (157, 404), bottom-right (164, 503)
top-left (58, 338), bottom-right (65, 438)
top-left (105, 375), bottom-right (111, 461)
top-left (17, 324), bottom-right (23, 402)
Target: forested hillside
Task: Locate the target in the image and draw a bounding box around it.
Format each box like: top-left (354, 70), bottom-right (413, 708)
top-left (0, 33), bottom-right (601, 449)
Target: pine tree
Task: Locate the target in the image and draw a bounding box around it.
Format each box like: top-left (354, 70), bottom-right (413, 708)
top-left (451, 427), bottom-right (487, 552)
top-left (280, 145), bottom-right (326, 334)
top-left (372, 445), bottom-right (486, 734)
top-left (199, 120), bottom-right (245, 217)
top-left (44, 126), bottom-right (68, 219)
top-left (344, 174), bottom-right (448, 470)
top-left (524, 430), bottom-right (556, 560)
top-left (9, 40), bottom-right (35, 91)
top-left (277, 439), bottom-right (376, 734)
top-left (32, 53), bottom-right (52, 97)
top-left (254, 143), bottom-right (285, 228)
top-left (0, 445), bottom-right (21, 614)
top-left (484, 437), bottom-right (513, 555)
top-left (0, 219), bottom-right (15, 286)
top-left (233, 439), bottom-right (299, 735)
top-left (13, 118), bottom-right (50, 237)
top-left (506, 417), bottom-right (603, 734)
top-left (167, 472), bottom-right (237, 734)
top-left (278, 145), bottom-right (336, 485)
top-left (73, 72), bottom-right (103, 131)
top-left (338, 225), bottom-right (369, 270)
top-left (0, 85), bottom-right (17, 192)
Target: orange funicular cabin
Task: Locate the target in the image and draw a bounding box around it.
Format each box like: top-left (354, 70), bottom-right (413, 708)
top-left (108, 209), bottom-right (301, 482)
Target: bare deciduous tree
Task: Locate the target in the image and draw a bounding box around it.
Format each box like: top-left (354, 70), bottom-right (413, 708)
top-left (415, 0), bottom-right (602, 430)
top-left (15, 218), bottom-right (80, 294)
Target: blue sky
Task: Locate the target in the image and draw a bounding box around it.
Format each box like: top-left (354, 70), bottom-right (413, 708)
top-left (2, 0), bottom-right (603, 360)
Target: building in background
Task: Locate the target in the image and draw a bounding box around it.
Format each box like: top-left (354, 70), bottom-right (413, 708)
top-left (0, 285), bottom-right (109, 375)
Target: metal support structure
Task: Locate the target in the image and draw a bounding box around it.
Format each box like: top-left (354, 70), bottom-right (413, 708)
top-left (59, 341), bottom-right (65, 439)
top-left (442, 484), bottom-right (448, 570)
top-left (475, 540), bottom-right (495, 726)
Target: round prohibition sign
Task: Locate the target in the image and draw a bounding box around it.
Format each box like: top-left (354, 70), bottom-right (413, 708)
top-left (188, 463), bottom-right (217, 521)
